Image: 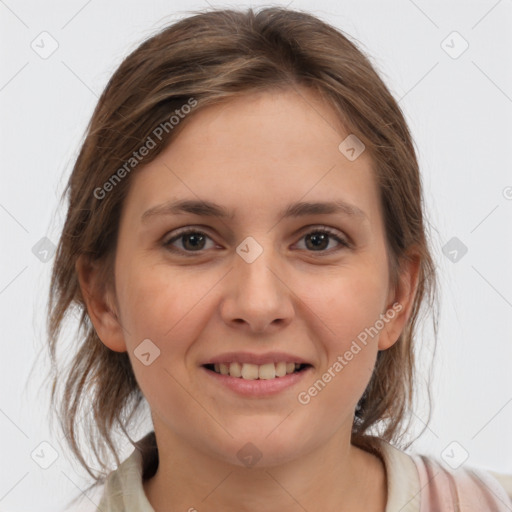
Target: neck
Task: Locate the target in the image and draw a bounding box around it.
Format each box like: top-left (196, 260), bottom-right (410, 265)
top-left (143, 426), bottom-right (387, 512)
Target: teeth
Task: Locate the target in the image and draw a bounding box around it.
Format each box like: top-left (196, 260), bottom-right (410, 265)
top-left (229, 362), bottom-right (242, 377)
top-left (259, 363), bottom-right (275, 380)
top-left (275, 361), bottom-right (287, 377)
top-left (210, 361), bottom-right (306, 379)
top-left (241, 363), bottom-right (259, 380)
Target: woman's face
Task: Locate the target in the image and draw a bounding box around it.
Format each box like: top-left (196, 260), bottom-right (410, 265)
top-left (93, 87), bottom-right (415, 467)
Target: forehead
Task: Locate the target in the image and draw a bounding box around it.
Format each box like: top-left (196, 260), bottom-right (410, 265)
top-left (122, 87), bottom-right (382, 230)
top-left (168, 87), bottom-right (351, 163)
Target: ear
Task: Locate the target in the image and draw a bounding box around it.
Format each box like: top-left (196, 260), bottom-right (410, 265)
top-left (378, 252), bottom-right (421, 351)
top-left (75, 255), bottom-right (127, 352)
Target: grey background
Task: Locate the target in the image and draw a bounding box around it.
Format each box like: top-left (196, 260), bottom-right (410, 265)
top-left (1, 0), bottom-right (511, 510)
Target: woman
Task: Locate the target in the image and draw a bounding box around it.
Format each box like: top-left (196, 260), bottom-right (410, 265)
top-left (48, 7), bottom-right (512, 511)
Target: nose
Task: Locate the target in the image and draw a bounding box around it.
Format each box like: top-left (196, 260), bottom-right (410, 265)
top-left (219, 244), bottom-right (295, 334)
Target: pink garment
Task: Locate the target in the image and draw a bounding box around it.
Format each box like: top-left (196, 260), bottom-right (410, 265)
top-left (411, 453), bottom-right (512, 511)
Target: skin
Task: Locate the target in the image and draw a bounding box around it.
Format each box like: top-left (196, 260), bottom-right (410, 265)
top-left (78, 86), bottom-right (420, 512)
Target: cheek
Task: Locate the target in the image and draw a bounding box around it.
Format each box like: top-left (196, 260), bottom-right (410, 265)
top-left (115, 263), bottom-right (211, 416)
top-left (116, 259), bottom-right (209, 343)
top-left (297, 267), bottom-right (386, 406)
top-left (305, 268), bottom-right (388, 349)
top-left (114, 261), bottom-right (225, 396)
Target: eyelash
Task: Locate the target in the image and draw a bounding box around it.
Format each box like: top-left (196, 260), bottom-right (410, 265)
top-left (162, 226), bottom-right (350, 257)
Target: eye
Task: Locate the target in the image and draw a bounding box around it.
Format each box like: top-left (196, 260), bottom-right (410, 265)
top-left (163, 228), bottom-right (216, 255)
top-left (162, 226), bottom-right (350, 257)
top-left (295, 227), bottom-right (350, 253)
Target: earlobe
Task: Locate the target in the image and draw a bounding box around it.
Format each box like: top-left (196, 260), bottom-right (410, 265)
top-left (75, 255), bottom-right (127, 353)
top-left (378, 254), bottom-right (420, 351)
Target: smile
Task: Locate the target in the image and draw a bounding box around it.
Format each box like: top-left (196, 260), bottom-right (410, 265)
top-left (201, 363), bottom-right (313, 397)
top-left (203, 362), bottom-right (311, 380)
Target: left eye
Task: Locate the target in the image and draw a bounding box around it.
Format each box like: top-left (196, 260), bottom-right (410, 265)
top-left (163, 227), bottom-right (349, 255)
top-left (295, 228), bottom-right (350, 252)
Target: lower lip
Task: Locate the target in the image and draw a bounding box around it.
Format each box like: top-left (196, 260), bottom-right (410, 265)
top-left (200, 366), bottom-right (313, 397)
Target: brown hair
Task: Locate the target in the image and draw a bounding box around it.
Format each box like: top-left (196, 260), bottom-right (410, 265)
top-left (46, 6), bottom-right (438, 484)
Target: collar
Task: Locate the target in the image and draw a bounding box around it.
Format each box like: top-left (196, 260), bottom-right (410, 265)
top-left (97, 432), bottom-right (422, 512)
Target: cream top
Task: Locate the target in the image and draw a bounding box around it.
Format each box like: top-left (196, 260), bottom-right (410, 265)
top-left (65, 432), bottom-right (512, 511)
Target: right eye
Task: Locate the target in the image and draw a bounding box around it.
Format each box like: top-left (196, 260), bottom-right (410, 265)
top-left (163, 228), bottom-right (217, 255)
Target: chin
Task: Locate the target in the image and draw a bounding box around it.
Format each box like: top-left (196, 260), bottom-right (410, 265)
top-left (213, 431), bottom-right (308, 470)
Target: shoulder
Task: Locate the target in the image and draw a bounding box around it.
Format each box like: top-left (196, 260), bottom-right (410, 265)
top-left (489, 470), bottom-right (512, 500)
top-left (364, 436), bottom-right (512, 512)
top-left (60, 482), bottom-right (106, 512)
top-left (412, 453), bottom-right (512, 511)
top-left (60, 432), bottom-right (158, 512)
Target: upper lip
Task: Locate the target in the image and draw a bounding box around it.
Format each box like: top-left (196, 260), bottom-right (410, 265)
top-left (201, 351), bottom-right (313, 366)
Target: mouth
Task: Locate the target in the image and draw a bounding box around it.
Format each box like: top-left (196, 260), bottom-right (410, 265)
top-left (202, 362), bottom-right (312, 380)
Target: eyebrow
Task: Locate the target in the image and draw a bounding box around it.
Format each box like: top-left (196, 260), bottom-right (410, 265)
top-left (141, 199), bottom-right (368, 223)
